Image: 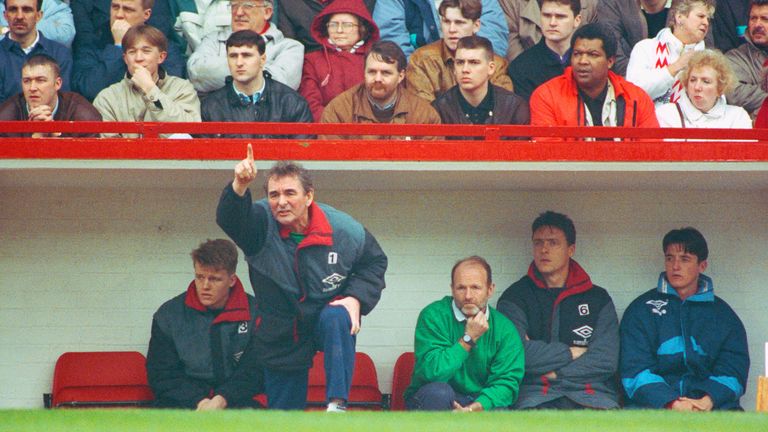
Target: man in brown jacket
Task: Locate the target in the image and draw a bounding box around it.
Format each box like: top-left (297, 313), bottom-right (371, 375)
top-left (321, 40), bottom-right (440, 139)
top-left (405, 0), bottom-right (513, 102)
top-left (0, 54), bottom-right (101, 137)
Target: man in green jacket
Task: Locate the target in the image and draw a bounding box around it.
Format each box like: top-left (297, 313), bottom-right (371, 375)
top-left (405, 256), bottom-right (525, 411)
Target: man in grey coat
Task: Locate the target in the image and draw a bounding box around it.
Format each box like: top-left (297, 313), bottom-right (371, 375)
top-left (726, 0), bottom-right (768, 117)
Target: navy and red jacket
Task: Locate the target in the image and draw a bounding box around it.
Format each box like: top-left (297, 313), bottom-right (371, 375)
top-left (146, 277), bottom-right (261, 408)
top-left (497, 259), bottom-right (620, 408)
top-left (216, 183), bottom-right (387, 371)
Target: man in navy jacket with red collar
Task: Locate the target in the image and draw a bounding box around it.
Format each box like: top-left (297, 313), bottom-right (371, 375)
top-left (497, 210), bottom-right (620, 409)
top-left (216, 152), bottom-right (388, 412)
top-left (146, 239), bottom-right (261, 409)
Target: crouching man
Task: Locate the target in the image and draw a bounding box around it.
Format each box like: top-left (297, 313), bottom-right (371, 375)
top-left (405, 256), bottom-right (524, 411)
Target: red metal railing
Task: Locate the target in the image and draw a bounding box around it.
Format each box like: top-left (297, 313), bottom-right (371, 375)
top-left (2, 122), bottom-right (768, 162)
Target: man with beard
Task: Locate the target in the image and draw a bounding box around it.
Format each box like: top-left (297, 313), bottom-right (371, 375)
top-left (726, 0), bottom-right (768, 116)
top-left (320, 40), bottom-right (440, 139)
top-left (405, 256), bottom-right (524, 411)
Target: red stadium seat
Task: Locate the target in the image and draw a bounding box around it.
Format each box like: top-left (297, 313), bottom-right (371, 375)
top-left (305, 351), bottom-right (384, 410)
top-left (390, 352), bottom-right (415, 411)
top-left (48, 351), bottom-right (154, 408)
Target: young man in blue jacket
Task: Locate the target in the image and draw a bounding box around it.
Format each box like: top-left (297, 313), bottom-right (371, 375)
top-left (620, 227), bottom-right (750, 410)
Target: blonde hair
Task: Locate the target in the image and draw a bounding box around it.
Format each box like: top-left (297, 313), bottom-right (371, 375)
top-left (681, 49), bottom-right (735, 95)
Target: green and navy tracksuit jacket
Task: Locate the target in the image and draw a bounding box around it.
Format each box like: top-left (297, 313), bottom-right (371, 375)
top-left (216, 183), bottom-right (388, 371)
top-left (620, 273), bottom-right (749, 409)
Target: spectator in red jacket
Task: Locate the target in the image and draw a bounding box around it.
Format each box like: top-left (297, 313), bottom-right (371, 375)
top-left (530, 23), bottom-right (658, 131)
top-left (298, 0), bottom-right (379, 122)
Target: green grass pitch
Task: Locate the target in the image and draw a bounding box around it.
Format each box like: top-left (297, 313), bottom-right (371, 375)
top-left (1, 409), bottom-right (767, 432)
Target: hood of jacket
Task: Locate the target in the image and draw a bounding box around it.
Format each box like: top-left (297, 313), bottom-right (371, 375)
top-left (527, 258), bottom-right (594, 305)
top-left (184, 275), bottom-right (252, 323)
top-left (309, 0), bottom-right (380, 51)
top-left (656, 272), bottom-right (714, 302)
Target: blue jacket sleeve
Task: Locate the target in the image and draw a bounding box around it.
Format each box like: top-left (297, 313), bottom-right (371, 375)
top-left (373, 0), bottom-right (416, 58)
top-left (619, 300), bottom-right (679, 408)
top-left (72, 44), bottom-right (126, 101)
top-left (688, 306), bottom-right (750, 409)
top-left (37, 0), bottom-right (76, 47)
top-left (477, 0), bottom-right (509, 58)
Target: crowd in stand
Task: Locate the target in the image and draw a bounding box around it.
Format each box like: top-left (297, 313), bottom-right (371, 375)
top-left (1, 0), bottom-right (768, 134)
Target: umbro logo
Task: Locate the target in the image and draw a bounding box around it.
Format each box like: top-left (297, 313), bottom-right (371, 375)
top-left (322, 273), bottom-right (346, 292)
top-left (572, 325), bottom-right (593, 339)
top-left (646, 299), bottom-right (668, 316)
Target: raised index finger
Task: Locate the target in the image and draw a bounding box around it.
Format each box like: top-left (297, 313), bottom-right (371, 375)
top-left (246, 143), bottom-right (254, 162)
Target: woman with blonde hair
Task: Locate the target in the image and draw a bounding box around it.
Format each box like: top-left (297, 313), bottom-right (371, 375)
top-left (656, 49), bottom-right (751, 128)
top-left (626, 0), bottom-right (714, 106)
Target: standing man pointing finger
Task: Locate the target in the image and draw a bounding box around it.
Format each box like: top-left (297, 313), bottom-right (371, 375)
top-left (217, 154), bottom-right (388, 412)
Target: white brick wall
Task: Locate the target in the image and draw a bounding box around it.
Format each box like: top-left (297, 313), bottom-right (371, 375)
top-left (1, 177), bottom-right (766, 409)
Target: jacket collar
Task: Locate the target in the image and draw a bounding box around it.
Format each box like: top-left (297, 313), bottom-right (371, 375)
top-left (657, 272), bottom-right (714, 302)
top-left (184, 275), bottom-right (252, 323)
top-left (562, 66), bottom-right (634, 100)
top-left (354, 83), bottom-right (413, 122)
top-left (225, 74), bottom-right (272, 106)
top-left (677, 90), bottom-right (727, 122)
top-left (125, 66), bottom-right (167, 92)
top-left (527, 258), bottom-right (594, 305)
top-left (278, 201), bottom-right (334, 248)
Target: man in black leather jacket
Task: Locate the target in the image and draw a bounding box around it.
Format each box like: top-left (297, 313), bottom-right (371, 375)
top-left (200, 30), bottom-right (312, 138)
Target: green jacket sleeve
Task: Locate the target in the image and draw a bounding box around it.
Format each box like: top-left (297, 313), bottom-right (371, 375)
top-left (474, 313), bottom-right (525, 410)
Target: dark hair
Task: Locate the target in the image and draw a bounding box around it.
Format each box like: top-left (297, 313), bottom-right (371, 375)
top-left (122, 24), bottom-right (167, 52)
top-left (365, 40), bottom-right (407, 72)
top-left (571, 22), bottom-right (617, 59)
top-left (263, 160), bottom-right (314, 194)
top-left (22, 54), bottom-right (60, 78)
top-left (4, 0), bottom-right (43, 11)
top-left (191, 239), bottom-right (238, 275)
top-left (226, 29), bottom-right (266, 55)
top-left (438, 0), bottom-right (482, 21)
top-left (751, 0), bottom-right (768, 8)
top-left (141, 0), bottom-right (155, 9)
top-left (541, 0), bottom-right (581, 17)
top-left (320, 13), bottom-right (370, 42)
top-left (451, 255), bottom-right (492, 286)
top-left (662, 227), bottom-right (708, 262)
top-left (456, 35), bottom-right (493, 60)
top-left (532, 211), bottom-right (576, 245)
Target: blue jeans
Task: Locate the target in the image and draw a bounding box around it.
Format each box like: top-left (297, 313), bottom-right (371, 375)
top-left (263, 305), bottom-right (356, 409)
top-left (406, 382), bottom-right (474, 411)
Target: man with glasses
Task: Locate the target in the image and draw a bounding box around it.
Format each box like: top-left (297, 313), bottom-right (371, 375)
top-left (188, 0), bottom-right (303, 93)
